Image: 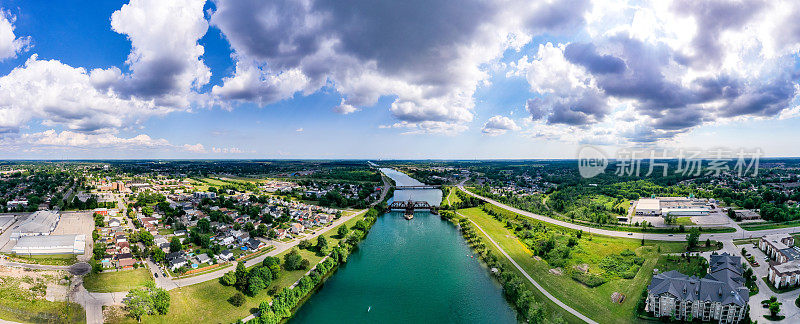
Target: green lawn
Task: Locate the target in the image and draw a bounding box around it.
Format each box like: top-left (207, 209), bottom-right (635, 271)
top-left (138, 279), bottom-right (267, 323)
top-left (442, 187), bottom-right (462, 207)
top-left (675, 217), bottom-right (696, 225)
top-left (139, 209), bottom-right (368, 323)
top-left (458, 207), bottom-right (692, 324)
top-left (654, 255), bottom-right (707, 277)
top-left (83, 268), bottom-right (153, 292)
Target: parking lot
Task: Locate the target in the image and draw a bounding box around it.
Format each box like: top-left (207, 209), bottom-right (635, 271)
top-left (53, 212), bottom-right (93, 261)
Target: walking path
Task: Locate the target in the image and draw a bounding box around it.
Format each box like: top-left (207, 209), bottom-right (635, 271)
top-left (456, 211), bottom-right (597, 324)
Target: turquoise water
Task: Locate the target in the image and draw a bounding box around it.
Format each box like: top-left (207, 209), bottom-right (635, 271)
top-left (289, 169), bottom-right (515, 323)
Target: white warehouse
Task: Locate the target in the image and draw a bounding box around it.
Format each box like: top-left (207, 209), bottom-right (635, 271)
top-left (10, 210), bottom-right (60, 238)
top-left (11, 234), bottom-right (85, 255)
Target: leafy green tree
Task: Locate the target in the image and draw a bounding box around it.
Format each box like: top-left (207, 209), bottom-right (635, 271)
top-left (220, 271), bottom-right (236, 286)
top-left (152, 289), bottom-right (170, 315)
top-left (151, 249), bottom-right (165, 264)
top-left (169, 237), bottom-right (182, 253)
top-left (137, 231), bottom-right (154, 246)
top-left (337, 225), bottom-right (349, 238)
top-left (283, 248), bottom-right (307, 271)
top-left (262, 257), bottom-right (280, 278)
top-left (235, 262), bottom-right (248, 289)
top-left (247, 276), bottom-right (265, 296)
top-left (124, 288), bottom-right (151, 322)
top-left (686, 227), bottom-right (700, 249)
top-left (298, 240), bottom-right (312, 250)
top-left (197, 218), bottom-right (211, 233)
top-left (769, 301), bottom-right (782, 317)
top-left (316, 235), bottom-right (328, 252)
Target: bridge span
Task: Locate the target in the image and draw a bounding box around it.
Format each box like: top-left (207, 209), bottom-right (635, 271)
top-left (394, 185), bottom-right (441, 189)
top-left (389, 200), bottom-right (437, 219)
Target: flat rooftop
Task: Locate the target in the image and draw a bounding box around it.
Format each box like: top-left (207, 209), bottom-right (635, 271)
top-left (637, 198), bottom-right (660, 210)
top-left (11, 210), bottom-right (60, 236)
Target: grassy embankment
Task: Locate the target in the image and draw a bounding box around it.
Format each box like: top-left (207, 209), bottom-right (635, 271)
top-left (5, 253), bottom-right (77, 266)
top-left (457, 206), bottom-right (715, 324)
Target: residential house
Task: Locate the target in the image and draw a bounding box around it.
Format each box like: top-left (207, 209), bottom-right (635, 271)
top-left (290, 223), bottom-right (304, 235)
top-left (645, 253), bottom-right (749, 323)
top-left (218, 250), bottom-right (234, 261)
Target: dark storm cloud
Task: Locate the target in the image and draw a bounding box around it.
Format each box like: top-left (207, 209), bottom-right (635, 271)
top-left (533, 31), bottom-right (798, 142)
top-left (117, 56), bottom-right (189, 98)
top-left (672, 0), bottom-right (765, 66)
top-left (527, 0), bottom-right (591, 33)
top-left (526, 90), bottom-right (609, 126)
top-left (209, 0), bottom-right (593, 113)
top-left (651, 108), bottom-right (706, 130)
top-left (590, 36), bottom-right (692, 112)
top-left (563, 42), bottom-right (626, 74)
top-left (526, 98), bottom-right (549, 120)
top-left (721, 74), bottom-right (799, 117)
top-left (212, 0), bottom-right (497, 87)
top-left (314, 0), bottom-right (495, 84)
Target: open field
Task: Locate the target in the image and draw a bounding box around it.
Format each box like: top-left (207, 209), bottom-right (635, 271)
top-left (138, 278), bottom-right (267, 323)
top-left (458, 207), bottom-right (702, 324)
top-left (83, 268), bottom-right (153, 292)
top-left (0, 267), bottom-right (85, 323)
top-left (675, 217), bottom-right (696, 225)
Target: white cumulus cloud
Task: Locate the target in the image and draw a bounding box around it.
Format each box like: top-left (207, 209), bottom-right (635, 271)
top-left (482, 115), bottom-right (520, 136)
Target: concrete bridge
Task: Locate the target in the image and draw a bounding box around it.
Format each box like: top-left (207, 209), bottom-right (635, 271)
top-left (395, 185), bottom-right (441, 189)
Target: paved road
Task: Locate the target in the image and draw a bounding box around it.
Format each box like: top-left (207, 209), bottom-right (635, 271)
top-left (457, 186), bottom-right (800, 241)
top-left (457, 211), bottom-right (598, 324)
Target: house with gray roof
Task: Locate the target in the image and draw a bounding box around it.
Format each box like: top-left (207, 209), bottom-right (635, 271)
top-left (646, 253), bottom-right (748, 323)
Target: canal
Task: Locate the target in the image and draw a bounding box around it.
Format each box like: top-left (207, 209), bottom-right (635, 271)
top-left (289, 168), bottom-right (516, 323)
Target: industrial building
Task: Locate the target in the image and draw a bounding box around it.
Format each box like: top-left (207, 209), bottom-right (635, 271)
top-left (10, 210), bottom-right (60, 238)
top-left (635, 197), bottom-right (711, 217)
top-left (11, 234), bottom-right (85, 255)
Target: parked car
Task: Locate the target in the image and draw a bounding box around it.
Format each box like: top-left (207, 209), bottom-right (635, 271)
top-left (154, 273), bottom-right (159, 278)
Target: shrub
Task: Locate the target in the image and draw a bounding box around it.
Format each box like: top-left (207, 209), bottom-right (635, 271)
top-left (571, 272), bottom-right (607, 287)
top-left (229, 292), bottom-right (245, 307)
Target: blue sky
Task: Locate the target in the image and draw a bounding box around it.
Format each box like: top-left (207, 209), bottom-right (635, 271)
top-left (0, 0), bottom-right (799, 159)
